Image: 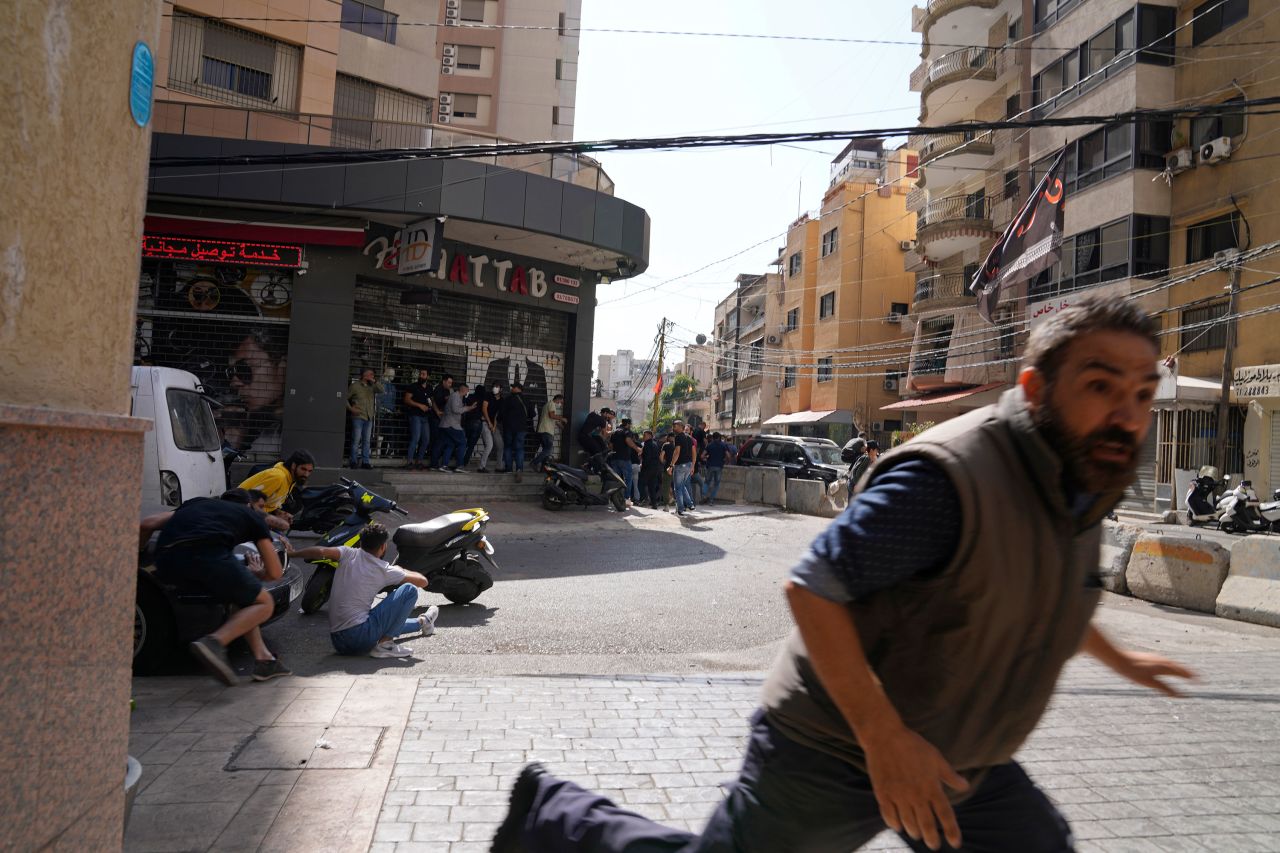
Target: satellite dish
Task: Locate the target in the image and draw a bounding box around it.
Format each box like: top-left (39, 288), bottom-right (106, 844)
top-left (695, 334), bottom-right (707, 345)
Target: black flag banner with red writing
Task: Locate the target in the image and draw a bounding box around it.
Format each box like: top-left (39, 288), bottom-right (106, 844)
top-left (970, 147), bottom-right (1067, 322)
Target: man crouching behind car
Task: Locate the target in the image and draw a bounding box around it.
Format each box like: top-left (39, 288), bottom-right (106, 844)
top-left (139, 488), bottom-right (291, 685)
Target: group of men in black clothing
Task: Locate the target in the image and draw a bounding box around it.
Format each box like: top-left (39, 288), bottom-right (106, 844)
top-left (577, 408), bottom-right (737, 513)
top-left (402, 370), bottom-right (541, 478)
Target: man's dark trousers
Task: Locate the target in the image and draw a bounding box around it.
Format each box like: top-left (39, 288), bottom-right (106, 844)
top-left (639, 465), bottom-right (663, 507)
top-left (516, 710), bottom-right (1072, 852)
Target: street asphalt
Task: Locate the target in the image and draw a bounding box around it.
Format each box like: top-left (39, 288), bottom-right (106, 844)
top-left (251, 501), bottom-right (816, 677)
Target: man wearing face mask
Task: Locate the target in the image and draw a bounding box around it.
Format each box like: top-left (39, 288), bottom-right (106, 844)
top-left (492, 296), bottom-right (1196, 853)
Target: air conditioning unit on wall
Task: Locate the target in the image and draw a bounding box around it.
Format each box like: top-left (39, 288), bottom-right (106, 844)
top-left (439, 93), bottom-right (453, 105)
top-left (443, 45), bottom-right (457, 57)
top-left (442, 56), bottom-right (455, 66)
top-left (1200, 136), bottom-right (1232, 164)
top-left (446, 0), bottom-right (460, 7)
top-left (766, 334), bottom-right (780, 344)
top-left (883, 377), bottom-right (899, 391)
top-left (899, 240), bottom-right (916, 252)
top-left (441, 66), bottom-right (455, 75)
top-left (886, 312), bottom-right (902, 323)
top-left (1165, 148), bottom-right (1194, 175)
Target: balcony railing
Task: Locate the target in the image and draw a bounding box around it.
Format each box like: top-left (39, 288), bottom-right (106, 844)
top-left (906, 185), bottom-right (928, 212)
top-left (911, 351), bottom-right (949, 376)
top-left (912, 129), bottom-right (995, 165)
top-left (917, 195), bottom-right (991, 230)
top-left (911, 47), bottom-right (995, 92)
top-left (151, 99), bottom-right (615, 195)
top-left (913, 273), bottom-right (969, 307)
top-left (739, 314), bottom-right (765, 336)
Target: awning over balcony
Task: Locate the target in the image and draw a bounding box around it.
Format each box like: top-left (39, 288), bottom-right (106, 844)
top-left (763, 409), bottom-right (853, 426)
top-left (879, 382), bottom-right (1007, 411)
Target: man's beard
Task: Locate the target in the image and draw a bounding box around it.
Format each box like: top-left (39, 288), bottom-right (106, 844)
top-left (1033, 395), bottom-right (1142, 494)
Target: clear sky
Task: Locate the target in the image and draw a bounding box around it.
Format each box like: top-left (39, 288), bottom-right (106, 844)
top-left (574, 1), bottom-right (921, 371)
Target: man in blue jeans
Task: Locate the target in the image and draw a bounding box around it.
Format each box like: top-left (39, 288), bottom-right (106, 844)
top-left (497, 382), bottom-right (532, 481)
top-left (288, 523), bottom-right (438, 658)
top-left (666, 419), bottom-right (696, 516)
top-left (346, 367), bottom-right (384, 469)
top-left (701, 431), bottom-right (735, 504)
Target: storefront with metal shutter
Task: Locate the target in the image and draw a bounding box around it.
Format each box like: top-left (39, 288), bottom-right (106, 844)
top-left (1235, 364), bottom-right (1280, 499)
top-left (345, 280), bottom-right (571, 463)
top-left (135, 252), bottom-right (296, 463)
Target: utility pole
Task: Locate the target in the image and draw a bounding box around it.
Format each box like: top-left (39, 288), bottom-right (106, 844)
top-left (651, 318), bottom-right (667, 433)
top-left (1214, 249), bottom-right (1241, 473)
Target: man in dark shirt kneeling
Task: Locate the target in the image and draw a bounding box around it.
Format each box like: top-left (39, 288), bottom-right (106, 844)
top-left (140, 488), bottom-right (288, 685)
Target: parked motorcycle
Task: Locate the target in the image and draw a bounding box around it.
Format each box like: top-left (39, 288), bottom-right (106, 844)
top-left (541, 454), bottom-right (628, 512)
top-left (298, 478), bottom-right (497, 612)
top-left (1185, 468), bottom-right (1227, 526)
top-left (1217, 479), bottom-right (1268, 534)
top-left (1260, 488), bottom-right (1280, 533)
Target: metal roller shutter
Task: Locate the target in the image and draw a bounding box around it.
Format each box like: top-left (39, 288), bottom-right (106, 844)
top-left (1121, 423), bottom-right (1159, 512)
top-left (136, 259), bottom-right (293, 463)
top-left (1270, 413), bottom-right (1280, 496)
top-left (347, 282), bottom-right (570, 462)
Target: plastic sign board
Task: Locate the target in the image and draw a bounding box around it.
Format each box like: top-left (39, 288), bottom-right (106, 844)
top-left (130, 42), bottom-right (154, 127)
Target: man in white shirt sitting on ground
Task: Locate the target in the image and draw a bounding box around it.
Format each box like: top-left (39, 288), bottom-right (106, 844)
top-left (289, 523), bottom-right (438, 658)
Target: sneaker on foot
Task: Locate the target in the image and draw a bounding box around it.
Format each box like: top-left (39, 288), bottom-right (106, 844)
top-left (369, 641), bottom-right (412, 659)
top-left (418, 604), bottom-right (440, 637)
top-left (251, 657), bottom-right (292, 682)
top-left (360, 462), bottom-right (373, 470)
top-left (491, 763), bottom-right (548, 853)
top-left (476, 468), bottom-right (489, 473)
top-left (189, 636), bottom-right (237, 686)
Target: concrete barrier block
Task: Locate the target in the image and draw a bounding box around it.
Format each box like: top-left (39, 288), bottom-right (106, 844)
top-left (1125, 533), bottom-right (1230, 613)
top-left (786, 478), bottom-right (823, 515)
top-left (761, 468), bottom-right (786, 507)
top-left (1215, 536), bottom-right (1280, 628)
top-left (1098, 521), bottom-right (1144, 596)
top-left (744, 468), bottom-right (764, 504)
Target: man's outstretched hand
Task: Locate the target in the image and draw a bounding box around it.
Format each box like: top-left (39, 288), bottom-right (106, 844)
top-left (1111, 650), bottom-right (1198, 697)
top-left (862, 722), bottom-right (969, 851)
top-left (1080, 624), bottom-right (1198, 697)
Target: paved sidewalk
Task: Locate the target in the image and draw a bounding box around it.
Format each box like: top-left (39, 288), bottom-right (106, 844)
top-left (126, 643), bottom-right (1280, 851)
top-left (375, 657), bottom-right (1280, 853)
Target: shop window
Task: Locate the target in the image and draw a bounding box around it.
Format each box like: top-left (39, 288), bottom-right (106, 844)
top-left (1186, 213), bottom-right (1240, 263)
top-left (819, 292), bottom-right (836, 319)
top-left (1181, 300), bottom-right (1229, 351)
top-left (341, 0), bottom-right (398, 44)
top-left (1192, 97), bottom-right (1246, 148)
top-left (783, 366), bottom-right (797, 388)
top-left (788, 252), bottom-right (802, 278)
top-left (1192, 0), bottom-right (1249, 45)
top-left (821, 227), bottom-right (839, 258)
top-left (817, 358), bottom-right (833, 382)
top-left (785, 307), bottom-right (799, 331)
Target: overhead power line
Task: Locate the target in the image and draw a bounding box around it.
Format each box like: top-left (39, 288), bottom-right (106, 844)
top-left (150, 98), bottom-right (1280, 168)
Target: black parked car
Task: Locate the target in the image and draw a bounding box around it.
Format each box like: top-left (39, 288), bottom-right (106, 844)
top-left (134, 528), bottom-right (302, 674)
top-left (737, 435), bottom-right (845, 485)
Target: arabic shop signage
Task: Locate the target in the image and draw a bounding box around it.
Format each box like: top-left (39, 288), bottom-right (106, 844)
top-left (363, 230), bottom-right (584, 307)
top-left (1234, 364), bottom-right (1280, 399)
top-left (142, 235), bottom-right (303, 268)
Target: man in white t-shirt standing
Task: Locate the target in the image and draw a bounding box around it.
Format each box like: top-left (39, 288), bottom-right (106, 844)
top-left (289, 523), bottom-right (438, 658)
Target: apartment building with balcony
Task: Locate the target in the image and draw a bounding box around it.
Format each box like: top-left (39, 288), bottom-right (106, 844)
top-left (769, 142), bottom-right (918, 445)
top-left (137, 0), bottom-right (648, 470)
top-left (673, 343), bottom-right (716, 428)
top-left (710, 273), bottom-right (783, 435)
top-left (596, 350), bottom-right (673, 425)
top-left (900, 0), bottom-right (1028, 423)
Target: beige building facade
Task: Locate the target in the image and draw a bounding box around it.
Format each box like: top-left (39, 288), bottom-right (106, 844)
top-left (710, 273), bottom-right (782, 436)
top-left (153, 0), bottom-right (582, 151)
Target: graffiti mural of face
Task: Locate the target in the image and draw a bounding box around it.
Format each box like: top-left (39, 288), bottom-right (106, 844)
top-left (228, 333), bottom-right (287, 412)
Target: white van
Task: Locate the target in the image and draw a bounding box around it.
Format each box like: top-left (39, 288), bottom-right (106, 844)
top-left (130, 366), bottom-right (227, 508)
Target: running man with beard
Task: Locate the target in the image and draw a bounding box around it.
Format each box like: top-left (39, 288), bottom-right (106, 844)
top-left (491, 295), bottom-right (1196, 853)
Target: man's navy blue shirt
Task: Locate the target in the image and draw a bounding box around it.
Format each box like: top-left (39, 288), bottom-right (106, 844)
top-left (705, 440), bottom-right (732, 468)
top-left (790, 459), bottom-right (962, 603)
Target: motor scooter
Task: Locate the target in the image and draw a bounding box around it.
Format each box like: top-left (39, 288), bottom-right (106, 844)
top-left (1260, 488), bottom-right (1280, 533)
top-left (298, 479), bottom-right (497, 612)
top-left (1185, 467), bottom-right (1227, 526)
top-left (283, 481), bottom-right (358, 534)
top-left (541, 453), bottom-right (628, 512)
top-left (1217, 479), bottom-right (1268, 534)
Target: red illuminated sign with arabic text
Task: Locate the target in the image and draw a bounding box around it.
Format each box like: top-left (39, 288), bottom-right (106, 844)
top-left (141, 235), bottom-right (303, 268)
